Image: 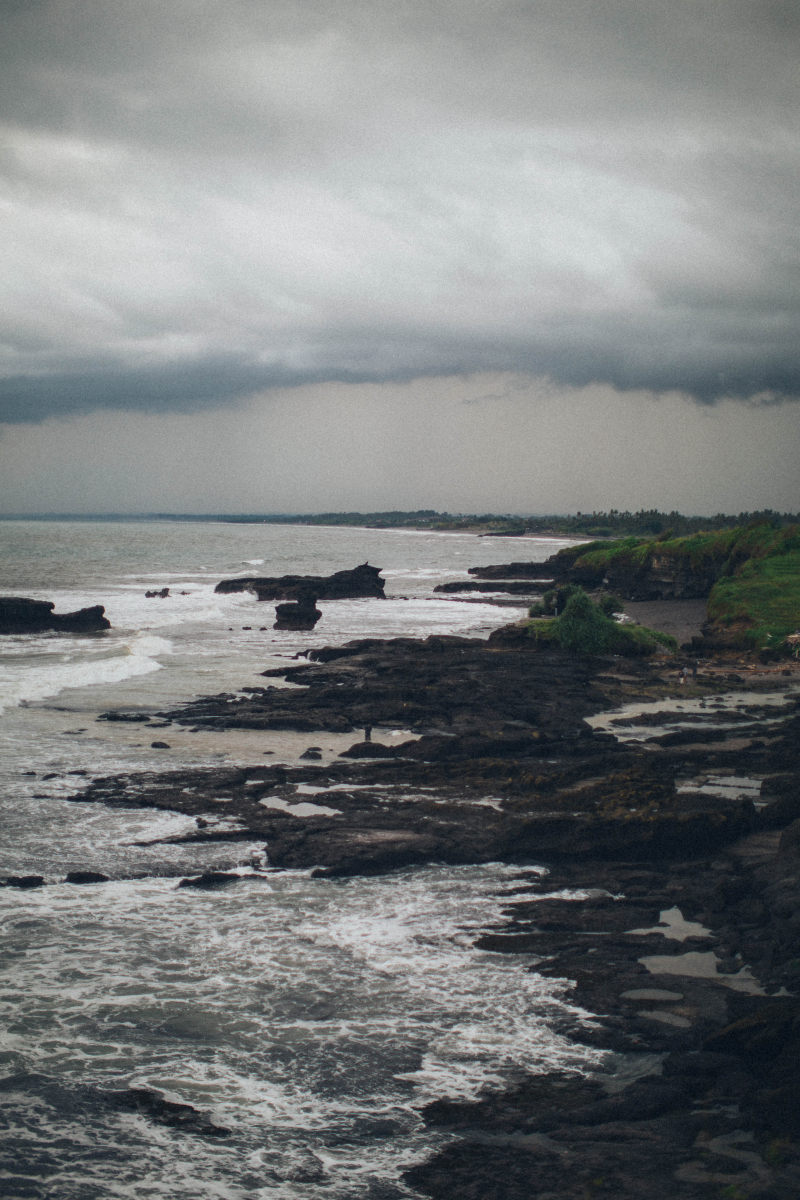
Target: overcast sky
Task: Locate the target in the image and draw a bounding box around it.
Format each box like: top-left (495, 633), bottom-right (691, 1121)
top-left (1, 0), bottom-right (798, 515)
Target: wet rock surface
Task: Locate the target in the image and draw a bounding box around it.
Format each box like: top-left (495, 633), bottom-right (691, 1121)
top-left (273, 593), bottom-right (322, 630)
top-left (101, 1087), bottom-right (231, 1138)
top-left (63, 620), bottom-right (800, 1198)
top-left (64, 870), bottom-right (110, 884)
top-left (0, 596), bottom-right (111, 634)
top-left (214, 561), bottom-right (385, 601)
top-left (434, 578), bottom-right (551, 595)
top-left (406, 838), bottom-right (800, 1199)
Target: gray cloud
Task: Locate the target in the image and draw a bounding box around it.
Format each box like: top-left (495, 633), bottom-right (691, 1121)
top-left (1, 0), bottom-right (799, 423)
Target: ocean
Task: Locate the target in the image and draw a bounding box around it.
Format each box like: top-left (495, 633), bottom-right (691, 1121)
top-left (0, 519), bottom-right (602, 1199)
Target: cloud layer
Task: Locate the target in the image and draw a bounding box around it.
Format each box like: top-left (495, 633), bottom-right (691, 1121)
top-left (2, 376), bottom-right (798, 515)
top-left (2, 0), bottom-right (799, 422)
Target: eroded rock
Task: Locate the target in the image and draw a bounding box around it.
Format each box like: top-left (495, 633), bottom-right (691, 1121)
top-left (215, 562), bottom-right (385, 601)
top-left (0, 596), bottom-right (110, 634)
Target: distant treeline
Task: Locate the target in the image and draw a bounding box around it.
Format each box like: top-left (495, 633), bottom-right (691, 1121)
top-left (6, 509), bottom-right (799, 538)
top-left (212, 508), bottom-right (800, 538)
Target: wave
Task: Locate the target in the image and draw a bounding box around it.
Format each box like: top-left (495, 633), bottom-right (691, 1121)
top-left (0, 633), bottom-right (173, 713)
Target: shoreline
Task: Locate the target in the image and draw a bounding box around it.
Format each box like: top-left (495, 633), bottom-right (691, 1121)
top-left (21, 609), bottom-right (800, 1196)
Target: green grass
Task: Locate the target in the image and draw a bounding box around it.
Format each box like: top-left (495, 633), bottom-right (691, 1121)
top-left (707, 547), bottom-right (800, 650)
top-left (548, 523), bottom-right (800, 653)
top-left (550, 523), bottom-right (800, 581)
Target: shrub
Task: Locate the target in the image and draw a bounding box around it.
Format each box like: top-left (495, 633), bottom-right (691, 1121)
top-left (528, 588), bottom-right (676, 656)
top-left (529, 583), bottom-right (585, 617)
top-left (597, 591), bottom-right (625, 616)
top-left (556, 590), bottom-right (616, 653)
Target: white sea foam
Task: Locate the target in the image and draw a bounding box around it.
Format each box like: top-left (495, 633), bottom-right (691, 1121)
top-left (0, 520), bottom-right (598, 1200)
top-left (0, 633), bottom-right (173, 713)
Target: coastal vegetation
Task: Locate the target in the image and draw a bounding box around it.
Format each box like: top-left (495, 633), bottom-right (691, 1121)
top-left (706, 535), bottom-right (800, 651)
top-left (546, 522), bottom-right (800, 653)
top-left (211, 507), bottom-right (800, 539)
top-left (10, 508), bottom-right (800, 541)
top-left (527, 588), bottom-right (677, 656)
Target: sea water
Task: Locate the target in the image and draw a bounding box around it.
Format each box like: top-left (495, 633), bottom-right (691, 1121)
top-left (0, 519), bottom-right (600, 1199)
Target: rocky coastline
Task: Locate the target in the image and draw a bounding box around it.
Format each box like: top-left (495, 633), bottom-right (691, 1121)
top-left (24, 548), bottom-right (800, 1198)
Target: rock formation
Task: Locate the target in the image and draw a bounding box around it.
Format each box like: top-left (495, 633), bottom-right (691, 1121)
top-left (273, 592), bottom-right (322, 630)
top-left (471, 550), bottom-right (717, 601)
top-left (0, 596), bottom-right (111, 634)
top-left (214, 562), bottom-right (385, 601)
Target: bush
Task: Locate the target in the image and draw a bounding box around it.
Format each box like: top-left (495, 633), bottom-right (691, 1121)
top-left (597, 591), bottom-right (625, 616)
top-left (556, 590), bottom-right (617, 653)
top-left (529, 583), bottom-right (585, 617)
top-left (528, 588), bottom-right (676, 657)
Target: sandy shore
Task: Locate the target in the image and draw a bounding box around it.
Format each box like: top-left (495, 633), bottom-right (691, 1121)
top-left (623, 598), bottom-right (708, 646)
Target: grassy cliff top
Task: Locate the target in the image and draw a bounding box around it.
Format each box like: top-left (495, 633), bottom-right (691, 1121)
top-left (548, 523), bottom-right (800, 653)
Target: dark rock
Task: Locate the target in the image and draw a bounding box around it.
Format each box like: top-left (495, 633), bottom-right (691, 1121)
top-left (469, 562), bottom-right (554, 580)
top-left (150, 741), bottom-right (171, 749)
top-left (340, 741), bottom-right (398, 758)
top-left (102, 1087), bottom-right (231, 1138)
top-left (473, 542), bottom-right (720, 602)
top-left (64, 871), bottom-right (110, 884)
top-left (98, 710), bottom-right (149, 722)
top-left (434, 579), bottom-right (549, 594)
top-left (0, 596), bottom-right (111, 634)
top-left (215, 561), bottom-right (385, 601)
top-left (169, 635), bottom-right (601, 742)
top-left (779, 819), bottom-right (800, 854)
top-left (176, 871), bottom-right (240, 890)
top-left (2, 875), bottom-right (45, 888)
top-left (274, 593), bottom-right (322, 630)
top-left (759, 774), bottom-right (800, 828)
top-left (145, 587), bottom-right (170, 598)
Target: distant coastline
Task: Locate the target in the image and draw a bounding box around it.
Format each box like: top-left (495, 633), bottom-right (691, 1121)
top-left (2, 506), bottom-right (799, 540)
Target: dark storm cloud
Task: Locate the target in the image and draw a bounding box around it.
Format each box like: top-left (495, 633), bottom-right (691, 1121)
top-left (0, 357), bottom-right (315, 424)
top-left (2, 0), bottom-right (799, 423)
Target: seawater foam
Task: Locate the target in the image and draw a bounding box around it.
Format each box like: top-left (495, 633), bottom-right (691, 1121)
top-left (81, 583), bottom-right (249, 636)
top-left (0, 632), bottom-right (172, 712)
top-left (0, 864), bottom-right (604, 1200)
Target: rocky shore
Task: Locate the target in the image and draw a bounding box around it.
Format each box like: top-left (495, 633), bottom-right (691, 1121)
top-left (50, 572), bottom-right (800, 1196)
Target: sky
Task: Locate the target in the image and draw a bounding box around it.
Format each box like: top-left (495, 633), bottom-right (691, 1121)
top-left (1, 0), bottom-right (798, 516)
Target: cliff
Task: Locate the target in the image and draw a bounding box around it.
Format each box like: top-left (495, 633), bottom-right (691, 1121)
top-left (473, 524), bottom-right (800, 653)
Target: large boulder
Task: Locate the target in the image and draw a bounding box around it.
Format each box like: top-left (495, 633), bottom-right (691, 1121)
top-left (274, 593), bottom-right (322, 630)
top-left (0, 596), bottom-right (111, 634)
top-left (214, 562), bottom-right (385, 601)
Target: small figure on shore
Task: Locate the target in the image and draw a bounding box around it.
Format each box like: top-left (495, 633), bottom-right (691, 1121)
top-left (363, 725), bottom-right (373, 743)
